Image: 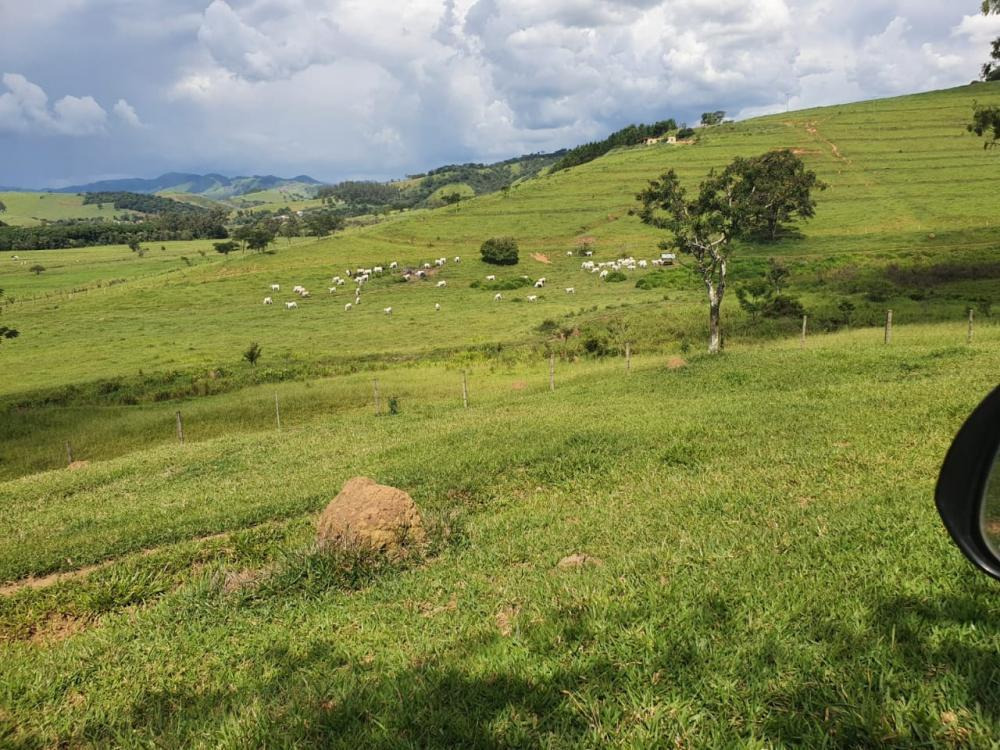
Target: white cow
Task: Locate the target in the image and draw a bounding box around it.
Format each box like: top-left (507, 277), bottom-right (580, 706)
top-left (486, 274), bottom-right (496, 281)
top-left (435, 258), bottom-right (445, 267)
top-left (329, 287), bottom-right (338, 293)
top-left (270, 283), bottom-right (280, 291)
top-left (300, 290), bottom-right (310, 298)
top-left (565, 287), bottom-right (575, 294)
top-left (494, 293), bottom-right (503, 301)
top-left (285, 301), bottom-right (298, 309)
top-left (263, 297), bottom-right (273, 305)
top-left (344, 303), bottom-right (353, 311)
top-left (638, 259), bottom-right (648, 269)
top-left (423, 262), bottom-right (432, 269)
top-left (599, 270), bottom-right (609, 279)
top-left (383, 307), bottom-right (393, 316)
top-left (435, 303), bottom-right (441, 311)
top-left (567, 251), bottom-right (574, 256)
top-left (389, 261), bottom-right (398, 269)
top-left (527, 295), bottom-right (538, 302)
top-left (436, 280), bottom-right (447, 288)
top-left (454, 256), bottom-right (461, 263)
top-left (373, 266), bottom-right (383, 274)
top-left (293, 285), bottom-right (304, 294)
top-left (534, 280), bottom-right (545, 288)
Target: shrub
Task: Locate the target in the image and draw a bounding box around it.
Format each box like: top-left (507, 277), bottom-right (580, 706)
top-left (604, 271), bottom-right (627, 283)
top-left (480, 236), bottom-right (519, 265)
top-left (635, 270), bottom-right (673, 290)
top-left (761, 294), bottom-right (805, 319)
top-left (243, 342), bottom-right (262, 367)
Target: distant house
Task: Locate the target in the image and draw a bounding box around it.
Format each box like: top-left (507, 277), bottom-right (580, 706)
top-left (660, 252), bottom-right (676, 265)
top-left (665, 135), bottom-right (677, 144)
top-left (643, 137), bottom-right (661, 145)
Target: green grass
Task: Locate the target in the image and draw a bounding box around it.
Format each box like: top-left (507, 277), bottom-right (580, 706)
top-left (2, 83), bottom-right (1000, 746)
top-left (0, 191), bottom-right (139, 227)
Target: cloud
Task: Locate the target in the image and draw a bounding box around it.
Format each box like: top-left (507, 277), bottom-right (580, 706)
top-left (0, 73), bottom-right (107, 136)
top-left (113, 98), bottom-right (143, 127)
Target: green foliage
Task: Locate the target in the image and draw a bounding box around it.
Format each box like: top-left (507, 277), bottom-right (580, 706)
top-left (302, 210), bottom-right (344, 237)
top-left (0, 212), bottom-right (229, 251)
top-left (761, 293), bottom-right (805, 319)
top-left (736, 279), bottom-right (772, 321)
top-left (388, 396), bottom-right (400, 415)
top-left (480, 236), bottom-right (519, 265)
top-left (0, 199), bottom-right (6, 213)
top-left (0, 325), bottom-right (18, 343)
top-left (604, 270), bottom-right (627, 282)
top-left (470, 276), bottom-right (532, 291)
top-left (701, 110), bottom-right (726, 125)
top-left (969, 103), bottom-right (1000, 147)
top-left (28, 264), bottom-right (44, 275)
top-left (242, 342), bottom-right (262, 367)
top-left (82, 192), bottom-right (207, 215)
top-left (213, 240), bottom-right (238, 255)
top-left (551, 119), bottom-right (678, 172)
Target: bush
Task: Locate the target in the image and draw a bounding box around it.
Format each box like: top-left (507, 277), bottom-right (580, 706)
top-left (761, 294), bottom-right (805, 319)
top-left (480, 236), bottom-right (519, 265)
top-left (472, 276), bottom-right (532, 291)
top-left (604, 271), bottom-right (627, 283)
top-left (635, 270), bottom-right (673, 290)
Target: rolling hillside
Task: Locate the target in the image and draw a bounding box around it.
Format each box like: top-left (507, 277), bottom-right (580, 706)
top-left (52, 172), bottom-right (322, 199)
top-left (2, 83), bottom-right (1000, 746)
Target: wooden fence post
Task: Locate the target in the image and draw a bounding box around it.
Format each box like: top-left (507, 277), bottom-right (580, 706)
top-left (175, 411), bottom-right (185, 444)
top-left (625, 342), bottom-right (632, 373)
top-left (801, 315), bottom-right (807, 348)
top-left (274, 393), bottom-right (281, 430)
top-left (968, 308), bottom-right (975, 344)
top-left (66, 442), bottom-right (73, 466)
top-left (549, 353), bottom-right (555, 392)
top-left (884, 309), bottom-right (893, 345)
top-left (462, 370), bottom-right (469, 408)
top-left (373, 378), bottom-right (381, 415)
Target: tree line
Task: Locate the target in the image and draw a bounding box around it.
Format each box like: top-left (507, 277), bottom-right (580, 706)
top-left (550, 119), bottom-right (679, 173)
top-left (81, 192), bottom-right (208, 215)
top-left (0, 211), bottom-right (229, 251)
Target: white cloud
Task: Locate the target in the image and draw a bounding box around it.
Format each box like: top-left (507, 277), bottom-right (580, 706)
top-left (0, 73), bottom-right (107, 136)
top-left (113, 98), bottom-right (143, 127)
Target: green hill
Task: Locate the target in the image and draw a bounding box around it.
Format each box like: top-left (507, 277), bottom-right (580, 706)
top-left (2, 83), bottom-right (1000, 746)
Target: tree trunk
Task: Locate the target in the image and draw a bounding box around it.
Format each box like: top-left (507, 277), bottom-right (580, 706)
top-left (708, 301), bottom-right (722, 354)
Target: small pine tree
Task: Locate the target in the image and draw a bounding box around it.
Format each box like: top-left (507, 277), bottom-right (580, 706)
top-left (243, 342), bottom-right (262, 367)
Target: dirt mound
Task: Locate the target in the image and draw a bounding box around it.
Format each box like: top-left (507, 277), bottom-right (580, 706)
top-left (665, 357), bottom-right (687, 370)
top-left (67, 460), bottom-right (90, 471)
top-left (316, 477), bottom-right (425, 558)
top-left (531, 253), bottom-right (552, 264)
top-left (557, 553), bottom-right (604, 569)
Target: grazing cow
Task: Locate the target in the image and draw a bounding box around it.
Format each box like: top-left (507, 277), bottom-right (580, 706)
top-left (494, 293), bottom-right (503, 301)
top-left (293, 285), bottom-right (304, 294)
top-left (638, 260), bottom-right (648, 268)
top-left (346, 269), bottom-right (353, 277)
top-left (329, 287), bottom-right (338, 293)
top-left (454, 256), bottom-right (461, 263)
top-left (403, 273), bottom-right (412, 281)
top-left (567, 251), bottom-right (573, 256)
top-left (417, 270), bottom-right (427, 278)
top-left (436, 280), bottom-right (447, 288)
top-left (337, 278), bottom-right (345, 285)
top-left (486, 274), bottom-right (496, 281)
top-left (263, 297), bottom-right (273, 305)
top-left (435, 303), bottom-right (441, 311)
top-left (384, 307), bottom-right (393, 316)
top-left (285, 301), bottom-right (298, 309)
top-left (423, 262), bottom-right (432, 269)
top-left (565, 287), bottom-right (575, 294)
top-left (389, 261), bottom-right (398, 269)
top-left (435, 258), bottom-right (445, 267)
top-left (527, 295), bottom-right (538, 302)
top-left (599, 270), bottom-right (609, 279)
top-left (344, 303), bottom-right (353, 311)
top-left (534, 280), bottom-right (544, 288)
top-left (585, 250), bottom-right (593, 256)
top-left (373, 266), bottom-right (383, 274)
top-left (300, 290), bottom-right (310, 298)
top-left (270, 283), bottom-right (280, 291)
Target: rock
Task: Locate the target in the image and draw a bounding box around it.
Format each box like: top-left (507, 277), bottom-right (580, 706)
top-left (557, 553), bottom-right (604, 569)
top-left (317, 477), bottom-right (425, 558)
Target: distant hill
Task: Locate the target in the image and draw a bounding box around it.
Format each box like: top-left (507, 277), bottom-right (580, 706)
top-left (52, 173), bottom-right (321, 199)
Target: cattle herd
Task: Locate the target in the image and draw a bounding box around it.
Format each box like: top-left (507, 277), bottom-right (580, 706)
top-left (261, 253), bottom-right (664, 314)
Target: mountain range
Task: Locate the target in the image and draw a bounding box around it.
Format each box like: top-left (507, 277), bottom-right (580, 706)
top-left (51, 172), bottom-right (322, 199)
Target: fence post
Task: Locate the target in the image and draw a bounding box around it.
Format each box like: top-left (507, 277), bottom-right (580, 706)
top-left (968, 308), bottom-right (975, 345)
top-left (274, 393), bottom-right (281, 430)
top-left (549, 353), bottom-right (555, 392)
top-left (625, 342), bottom-right (632, 373)
top-left (175, 411), bottom-right (185, 444)
top-left (66, 441), bottom-right (73, 466)
top-left (373, 378), bottom-right (382, 416)
top-left (462, 370), bottom-right (469, 408)
top-left (801, 315), bottom-right (807, 348)
top-left (884, 309), bottom-right (893, 345)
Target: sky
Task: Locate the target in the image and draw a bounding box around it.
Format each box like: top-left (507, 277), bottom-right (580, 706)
top-left (0, 0), bottom-right (998, 188)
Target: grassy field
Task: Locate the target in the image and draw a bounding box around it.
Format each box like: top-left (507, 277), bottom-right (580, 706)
top-left (2, 83), bottom-right (1000, 746)
top-left (0, 192), bottom-right (140, 227)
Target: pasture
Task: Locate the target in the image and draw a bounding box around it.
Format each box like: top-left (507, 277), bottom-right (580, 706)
top-left (2, 82), bottom-right (1000, 746)
top-left (0, 191), bottom-right (135, 227)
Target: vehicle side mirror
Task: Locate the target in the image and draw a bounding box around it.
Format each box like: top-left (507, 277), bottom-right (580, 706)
top-left (936, 385), bottom-right (1000, 580)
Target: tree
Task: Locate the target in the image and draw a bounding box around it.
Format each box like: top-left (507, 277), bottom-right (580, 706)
top-left (480, 236), bottom-right (519, 265)
top-left (981, 0), bottom-right (1000, 81)
top-left (303, 211), bottom-right (344, 237)
top-left (243, 342), bottom-right (262, 367)
top-left (636, 152), bottom-right (823, 353)
top-left (127, 238), bottom-right (142, 253)
top-left (969, 103), bottom-right (1000, 149)
top-left (731, 150), bottom-right (826, 241)
top-left (765, 258), bottom-right (790, 294)
top-left (701, 111), bottom-right (726, 126)
top-left (0, 326), bottom-right (18, 344)
top-left (280, 214), bottom-right (300, 243)
top-left (0, 199), bottom-right (6, 213)
top-left (246, 228), bottom-right (274, 254)
top-left (29, 264), bottom-right (45, 275)
top-left (736, 279), bottom-right (771, 322)
top-left (214, 240), bottom-right (238, 255)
